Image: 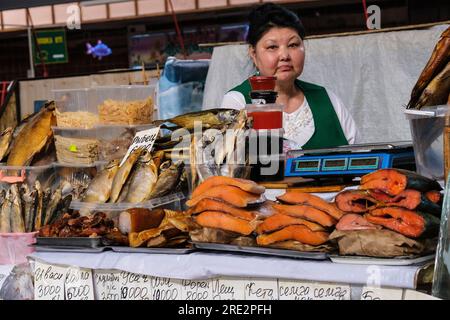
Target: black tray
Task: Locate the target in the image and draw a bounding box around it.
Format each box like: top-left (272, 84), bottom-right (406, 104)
top-left (33, 244), bottom-right (107, 253)
top-left (109, 246), bottom-right (194, 254)
top-left (193, 242), bottom-right (328, 260)
top-left (36, 237), bottom-right (103, 248)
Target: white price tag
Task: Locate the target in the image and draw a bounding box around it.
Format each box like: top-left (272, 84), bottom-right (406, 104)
top-left (93, 270), bottom-right (121, 300)
top-left (34, 261), bottom-right (66, 300)
top-left (64, 267), bottom-right (94, 300)
top-left (119, 271), bottom-right (152, 300)
top-left (244, 278), bottom-right (278, 300)
top-left (150, 277), bottom-right (182, 300)
top-left (0, 265), bottom-right (14, 290)
top-left (403, 289), bottom-right (440, 300)
top-left (212, 277), bottom-right (246, 300)
top-left (361, 286), bottom-right (403, 300)
top-left (181, 279), bottom-right (212, 300)
top-left (278, 280), bottom-right (350, 300)
top-left (120, 127), bottom-right (160, 166)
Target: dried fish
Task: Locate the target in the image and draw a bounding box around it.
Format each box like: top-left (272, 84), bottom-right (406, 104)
top-left (148, 161), bottom-right (184, 199)
top-left (0, 189), bottom-right (11, 233)
top-left (123, 150), bottom-right (158, 203)
top-left (0, 127), bottom-right (13, 161)
top-left (20, 184), bottom-right (35, 233)
top-left (33, 181), bottom-right (44, 231)
top-left (83, 159), bottom-right (120, 203)
top-left (43, 186), bottom-right (62, 226)
top-left (109, 148), bottom-right (142, 203)
top-left (10, 184), bottom-right (25, 233)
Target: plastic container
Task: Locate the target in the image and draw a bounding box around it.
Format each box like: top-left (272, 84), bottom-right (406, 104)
top-left (245, 103), bottom-right (284, 130)
top-left (0, 164), bottom-right (55, 188)
top-left (404, 105), bottom-right (450, 180)
top-left (52, 127), bottom-right (99, 165)
top-left (94, 85), bottom-right (157, 125)
top-left (52, 88), bottom-right (99, 128)
top-left (249, 76), bottom-right (276, 91)
top-left (250, 91), bottom-right (278, 104)
top-left (0, 232), bottom-right (37, 264)
top-left (95, 124), bottom-right (155, 161)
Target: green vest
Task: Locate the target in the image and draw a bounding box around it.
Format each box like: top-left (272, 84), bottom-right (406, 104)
top-left (230, 78), bottom-right (348, 149)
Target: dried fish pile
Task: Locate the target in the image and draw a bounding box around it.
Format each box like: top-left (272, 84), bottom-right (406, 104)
top-left (98, 97), bottom-right (153, 125)
top-left (0, 181), bottom-right (72, 233)
top-left (407, 27), bottom-right (450, 109)
top-left (54, 136), bottom-right (99, 165)
top-left (55, 109), bottom-right (99, 129)
top-left (81, 149), bottom-right (184, 204)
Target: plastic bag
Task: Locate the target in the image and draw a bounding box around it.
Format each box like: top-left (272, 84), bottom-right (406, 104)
top-left (0, 261), bottom-right (35, 300)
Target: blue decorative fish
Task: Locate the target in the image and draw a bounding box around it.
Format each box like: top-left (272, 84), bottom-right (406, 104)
top-left (86, 40), bottom-right (112, 60)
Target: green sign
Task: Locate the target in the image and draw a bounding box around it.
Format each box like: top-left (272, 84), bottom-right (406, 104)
top-left (32, 29), bottom-right (68, 65)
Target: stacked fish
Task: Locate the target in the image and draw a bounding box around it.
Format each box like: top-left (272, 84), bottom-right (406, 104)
top-left (0, 181), bottom-right (72, 233)
top-left (330, 168), bottom-right (442, 257)
top-left (254, 191), bottom-right (344, 252)
top-left (187, 176), bottom-right (266, 245)
top-left (407, 26), bottom-right (450, 109)
top-left (81, 148), bottom-right (184, 205)
top-left (117, 208), bottom-right (191, 248)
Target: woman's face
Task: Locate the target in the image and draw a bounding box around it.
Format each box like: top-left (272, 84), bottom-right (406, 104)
top-left (249, 27), bottom-right (305, 84)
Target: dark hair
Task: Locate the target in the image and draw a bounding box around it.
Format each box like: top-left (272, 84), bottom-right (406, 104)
top-left (246, 3), bottom-right (306, 46)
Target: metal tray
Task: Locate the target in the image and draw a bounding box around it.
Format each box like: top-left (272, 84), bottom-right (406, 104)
top-left (329, 254), bottom-right (435, 266)
top-left (36, 237), bottom-right (103, 248)
top-left (33, 245), bottom-right (108, 253)
top-left (193, 242), bottom-right (328, 260)
top-left (109, 246), bottom-right (195, 254)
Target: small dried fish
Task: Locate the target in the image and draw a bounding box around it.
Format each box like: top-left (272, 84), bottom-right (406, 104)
top-left (109, 149), bottom-right (142, 203)
top-left (124, 150), bottom-right (158, 203)
top-left (33, 181), bottom-right (44, 231)
top-left (83, 159), bottom-right (120, 203)
top-left (43, 186), bottom-right (62, 226)
top-left (0, 127), bottom-right (13, 161)
top-left (0, 189), bottom-right (11, 232)
top-left (10, 184), bottom-right (25, 233)
top-left (148, 161), bottom-right (184, 199)
top-left (20, 184), bottom-right (36, 233)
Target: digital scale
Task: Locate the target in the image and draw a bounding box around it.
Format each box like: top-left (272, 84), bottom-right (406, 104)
top-left (284, 141), bottom-right (416, 178)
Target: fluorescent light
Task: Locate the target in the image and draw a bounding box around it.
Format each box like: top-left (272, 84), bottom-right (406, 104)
top-left (80, 0), bottom-right (129, 7)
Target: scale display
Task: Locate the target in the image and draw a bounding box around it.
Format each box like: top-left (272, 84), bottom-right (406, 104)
top-left (284, 142), bottom-right (415, 177)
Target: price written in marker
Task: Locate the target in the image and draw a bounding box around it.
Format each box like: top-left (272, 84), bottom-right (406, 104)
top-left (119, 271), bottom-right (152, 300)
top-left (120, 127), bottom-right (160, 166)
top-left (94, 270), bottom-right (121, 300)
top-left (65, 267), bottom-right (94, 300)
top-left (361, 286), bottom-right (404, 300)
top-left (181, 279), bottom-right (212, 300)
top-left (151, 276), bottom-right (182, 300)
top-left (244, 278), bottom-right (278, 300)
top-left (34, 261), bottom-right (66, 300)
top-left (212, 277), bottom-right (246, 300)
top-left (278, 280), bottom-right (350, 300)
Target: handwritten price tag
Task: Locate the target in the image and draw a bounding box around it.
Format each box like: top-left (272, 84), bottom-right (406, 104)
top-left (119, 271), bottom-right (152, 300)
top-left (64, 267), bottom-right (94, 300)
top-left (34, 261), bottom-right (66, 300)
top-left (151, 277), bottom-right (182, 300)
top-left (181, 279), bottom-right (212, 300)
top-left (361, 286), bottom-right (403, 300)
top-left (93, 270), bottom-right (121, 300)
top-left (212, 277), bottom-right (246, 300)
top-left (278, 280), bottom-right (350, 300)
top-left (244, 278), bottom-right (278, 300)
top-left (120, 127), bottom-right (160, 166)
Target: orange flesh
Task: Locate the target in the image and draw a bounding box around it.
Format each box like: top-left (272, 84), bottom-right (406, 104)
top-left (192, 176), bottom-right (265, 198)
top-left (187, 185), bottom-right (261, 208)
top-left (272, 204), bottom-right (337, 227)
top-left (365, 207), bottom-right (425, 238)
top-left (360, 169), bottom-right (407, 196)
top-left (256, 213), bottom-right (325, 234)
top-left (426, 190), bottom-right (441, 203)
top-left (335, 190), bottom-right (378, 213)
top-left (188, 198), bottom-right (257, 221)
top-left (256, 225), bottom-right (329, 246)
top-left (195, 211), bottom-right (255, 235)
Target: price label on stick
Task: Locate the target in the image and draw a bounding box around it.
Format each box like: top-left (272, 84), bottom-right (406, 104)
top-left (34, 261), bottom-right (66, 300)
top-left (120, 126), bottom-right (160, 167)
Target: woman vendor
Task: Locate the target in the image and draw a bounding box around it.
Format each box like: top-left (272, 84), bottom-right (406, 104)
top-left (221, 3), bottom-right (358, 150)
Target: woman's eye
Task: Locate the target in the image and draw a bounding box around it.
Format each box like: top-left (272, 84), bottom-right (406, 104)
top-left (267, 45), bottom-right (277, 50)
top-left (289, 43), bottom-right (300, 48)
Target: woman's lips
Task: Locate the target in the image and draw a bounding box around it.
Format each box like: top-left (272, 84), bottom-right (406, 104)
top-left (277, 66), bottom-right (293, 72)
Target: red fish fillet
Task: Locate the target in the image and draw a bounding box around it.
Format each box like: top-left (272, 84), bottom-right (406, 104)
top-left (187, 185), bottom-right (261, 207)
top-left (272, 204), bottom-right (337, 227)
top-left (195, 211), bottom-right (255, 235)
top-left (256, 213), bottom-right (325, 234)
top-left (365, 207), bottom-right (425, 238)
top-left (192, 176), bottom-right (265, 198)
top-left (188, 198), bottom-right (257, 221)
top-left (336, 213), bottom-right (382, 231)
top-left (335, 190), bottom-right (379, 213)
top-left (256, 225), bottom-right (329, 246)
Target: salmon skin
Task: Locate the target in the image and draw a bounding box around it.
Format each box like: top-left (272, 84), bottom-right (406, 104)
top-left (195, 211), bottom-right (256, 235)
top-left (256, 213), bottom-right (325, 234)
top-left (276, 191), bottom-right (344, 220)
top-left (187, 198), bottom-right (258, 221)
top-left (336, 214), bottom-right (382, 231)
top-left (368, 189), bottom-right (442, 217)
top-left (365, 207), bottom-right (440, 238)
top-left (360, 169), bottom-right (442, 196)
top-left (256, 225), bottom-right (329, 246)
top-left (187, 185), bottom-right (261, 208)
top-left (335, 190), bottom-right (379, 213)
top-left (272, 204), bottom-right (337, 227)
top-left (192, 176), bottom-right (265, 198)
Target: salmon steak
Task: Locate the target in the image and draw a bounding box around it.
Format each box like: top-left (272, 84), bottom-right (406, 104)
top-left (194, 211), bottom-right (256, 235)
top-left (368, 189), bottom-right (442, 217)
top-left (272, 204), bottom-right (337, 227)
top-left (335, 190), bottom-right (379, 213)
top-left (192, 176), bottom-right (265, 198)
top-left (256, 213), bottom-right (325, 234)
top-left (336, 214), bottom-right (382, 231)
top-left (360, 169), bottom-right (442, 196)
top-left (187, 198), bottom-right (258, 221)
top-left (186, 185), bottom-right (261, 208)
top-left (365, 207), bottom-right (440, 238)
top-left (276, 191), bottom-right (344, 220)
top-left (256, 225), bottom-right (329, 246)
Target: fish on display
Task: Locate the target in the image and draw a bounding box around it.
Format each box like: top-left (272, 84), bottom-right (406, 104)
top-left (0, 127), bottom-right (13, 161)
top-left (33, 181), bottom-right (44, 231)
top-left (43, 186), bottom-right (62, 226)
top-left (9, 184), bottom-right (25, 233)
top-left (109, 149), bottom-right (143, 203)
top-left (0, 189), bottom-right (11, 232)
top-left (414, 61), bottom-right (450, 109)
top-left (21, 184), bottom-right (37, 233)
top-left (123, 150), bottom-right (158, 203)
top-left (7, 101), bottom-right (56, 166)
top-left (148, 161), bottom-right (184, 199)
top-left (82, 159), bottom-right (120, 203)
top-left (86, 40), bottom-right (112, 60)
